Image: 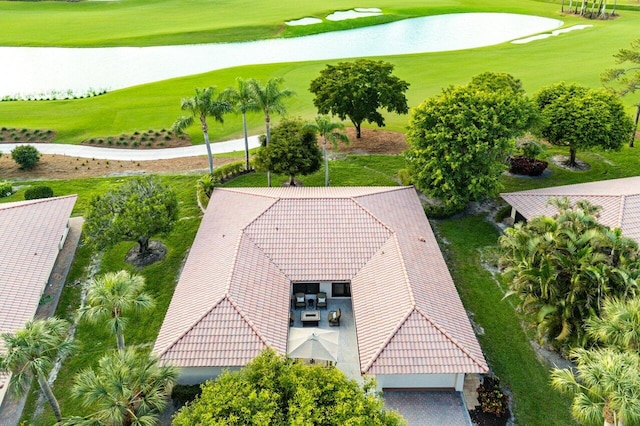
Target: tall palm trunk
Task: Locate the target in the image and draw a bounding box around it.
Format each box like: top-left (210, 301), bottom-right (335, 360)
top-left (117, 331), bottom-right (125, 352)
top-left (38, 373), bottom-right (62, 422)
top-left (200, 117), bottom-right (214, 175)
top-left (323, 137), bottom-right (329, 187)
top-left (265, 113), bottom-right (272, 187)
top-left (631, 103), bottom-right (639, 148)
top-left (242, 112), bottom-right (250, 171)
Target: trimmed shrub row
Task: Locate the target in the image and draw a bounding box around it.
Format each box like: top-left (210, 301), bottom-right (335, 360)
top-left (25, 185), bottom-right (54, 200)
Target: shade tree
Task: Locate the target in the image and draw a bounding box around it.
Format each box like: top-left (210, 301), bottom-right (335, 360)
top-left (172, 349), bottom-right (404, 425)
top-left (534, 82), bottom-right (633, 166)
top-left (83, 176), bottom-right (178, 263)
top-left (309, 59), bottom-right (409, 139)
top-left (406, 72), bottom-right (536, 210)
top-left (254, 117), bottom-right (321, 186)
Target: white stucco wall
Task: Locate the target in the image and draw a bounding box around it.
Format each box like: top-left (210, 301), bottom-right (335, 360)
top-left (375, 373), bottom-right (464, 391)
top-left (177, 366), bottom-right (241, 385)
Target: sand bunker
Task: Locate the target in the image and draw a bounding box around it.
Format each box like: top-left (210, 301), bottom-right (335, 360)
top-left (326, 8), bottom-right (383, 21)
top-left (285, 17), bottom-right (323, 26)
top-left (511, 24), bottom-right (592, 44)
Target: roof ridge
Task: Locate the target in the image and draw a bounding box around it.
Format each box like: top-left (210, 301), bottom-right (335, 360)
top-left (414, 307), bottom-right (489, 372)
top-left (0, 194), bottom-right (78, 211)
top-left (362, 305), bottom-right (415, 373)
top-left (502, 192), bottom-right (626, 199)
top-left (392, 233), bottom-right (416, 308)
top-left (156, 296), bottom-right (228, 359)
top-left (350, 198), bottom-right (395, 235)
top-left (216, 187), bottom-right (279, 200)
top-left (617, 195), bottom-right (627, 228)
top-left (226, 294), bottom-right (271, 348)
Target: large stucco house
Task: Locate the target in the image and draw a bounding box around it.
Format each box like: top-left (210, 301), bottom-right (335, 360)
top-left (0, 195), bottom-right (77, 409)
top-left (501, 176), bottom-right (640, 244)
top-left (153, 187), bottom-right (487, 391)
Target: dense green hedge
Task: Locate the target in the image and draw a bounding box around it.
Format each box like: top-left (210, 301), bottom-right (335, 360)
top-left (25, 185), bottom-right (53, 200)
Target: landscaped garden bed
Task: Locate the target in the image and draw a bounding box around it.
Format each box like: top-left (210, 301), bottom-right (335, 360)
top-left (0, 127), bottom-right (56, 143)
top-left (81, 129), bottom-right (191, 149)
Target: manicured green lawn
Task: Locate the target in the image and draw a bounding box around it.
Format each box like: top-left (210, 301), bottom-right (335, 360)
top-left (1, 1), bottom-right (638, 144)
top-left (433, 216), bottom-right (576, 425)
top-left (0, 0), bottom-right (563, 47)
top-left (17, 175), bottom-right (201, 425)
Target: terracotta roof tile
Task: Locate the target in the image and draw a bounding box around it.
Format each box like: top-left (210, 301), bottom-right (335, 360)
top-left (0, 196), bottom-right (77, 393)
top-left (154, 187), bottom-right (488, 376)
top-left (501, 177), bottom-right (640, 243)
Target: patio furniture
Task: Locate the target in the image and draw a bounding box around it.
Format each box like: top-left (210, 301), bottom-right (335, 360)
top-left (328, 308), bottom-right (341, 326)
top-left (294, 293), bottom-right (306, 309)
top-left (316, 292), bottom-right (327, 309)
top-left (301, 310), bottom-right (320, 327)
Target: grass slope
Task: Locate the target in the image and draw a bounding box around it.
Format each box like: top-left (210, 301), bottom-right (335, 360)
top-left (2, 9), bottom-right (639, 144)
top-left (433, 216), bottom-right (576, 425)
top-left (0, 0), bottom-right (561, 47)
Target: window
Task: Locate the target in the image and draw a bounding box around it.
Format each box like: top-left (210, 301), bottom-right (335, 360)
top-left (292, 282), bottom-right (320, 294)
top-left (332, 282), bottom-right (351, 297)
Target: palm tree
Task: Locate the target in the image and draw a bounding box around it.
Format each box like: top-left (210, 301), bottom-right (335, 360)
top-left (0, 318), bottom-right (73, 422)
top-left (224, 78), bottom-right (260, 171)
top-left (172, 86), bottom-right (232, 175)
top-left (305, 115), bottom-right (349, 186)
top-left (247, 77), bottom-right (294, 186)
top-left (63, 348), bottom-right (177, 426)
top-left (499, 197), bottom-right (640, 349)
top-left (551, 347), bottom-right (640, 426)
top-left (587, 297), bottom-right (640, 350)
top-left (78, 270), bottom-right (154, 352)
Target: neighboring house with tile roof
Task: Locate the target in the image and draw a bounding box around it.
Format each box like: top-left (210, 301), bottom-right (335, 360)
top-left (0, 195), bottom-right (77, 408)
top-left (501, 176), bottom-right (640, 243)
top-left (153, 187), bottom-right (488, 390)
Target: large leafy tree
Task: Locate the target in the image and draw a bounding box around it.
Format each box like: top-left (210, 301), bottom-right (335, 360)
top-left (406, 72), bottom-right (536, 209)
top-left (499, 198), bottom-right (640, 350)
top-left (224, 78), bottom-right (260, 171)
top-left (172, 86), bottom-right (232, 175)
top-left (602, 38), bottom-right (640, 147)
top-left (254, 117), bottom-right (322, 186)
top-left (305, 115), bottom-right (349, 186)
top-left (534, 82), bottom-right (633, 166)
top-left (84, 176), bottom-right (178, 258)
top-left (247, 77), bottom-right (294, 187)
top-left (63, 349), bottom-right (177, 426)
top-left (78, 270), bottom-right (154, 352)
top-left (173, 349), bottom-right (404, 425)
top-left (309, 59), bottom-right (409, 139)
top-left (551, 348), bottom-right (640, 426)
top-left (0, 318), bottom-right (73, 423)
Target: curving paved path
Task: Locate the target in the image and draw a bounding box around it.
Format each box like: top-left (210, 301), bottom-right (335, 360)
top-left (0, 136), bottom-right (261, 161)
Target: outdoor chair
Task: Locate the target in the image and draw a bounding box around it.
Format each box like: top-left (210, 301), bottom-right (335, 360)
top-left (316, 292), bottom-right (327, 309)
top-left (294, 293), bottom-right (306, 309)
top-left (328, 308), bottom-right (341, 326)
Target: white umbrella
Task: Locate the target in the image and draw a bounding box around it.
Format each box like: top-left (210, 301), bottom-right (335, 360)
top-left (288, 327), bottom-right (339, 362)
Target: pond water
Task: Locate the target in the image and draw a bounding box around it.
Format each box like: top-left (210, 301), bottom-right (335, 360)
top-left (0, 13), bottom-right (562, 98)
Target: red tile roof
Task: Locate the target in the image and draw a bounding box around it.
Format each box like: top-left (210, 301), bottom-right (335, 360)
top-left (501, 176), bottom-right (640, 243)
top-left (153, 187), bottom-right (487, 375)
top-left (0, 195), bottom-right (77, 393)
